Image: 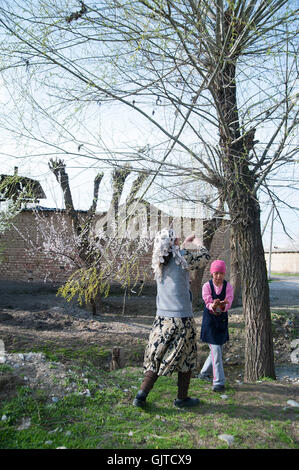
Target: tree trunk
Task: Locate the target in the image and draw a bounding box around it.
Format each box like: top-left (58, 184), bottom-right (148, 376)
top-left (230, 202), bottom-right (275, 382)
top-left (224, 160), bottom-right (275, 381)
top-left (230, 235), bottom-right (242, 308)
top-left (214, 55), bottom-right (275, 381)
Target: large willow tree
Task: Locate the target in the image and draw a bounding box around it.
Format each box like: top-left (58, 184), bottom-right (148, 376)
top-left (0, 0), bottom-right (297, 381)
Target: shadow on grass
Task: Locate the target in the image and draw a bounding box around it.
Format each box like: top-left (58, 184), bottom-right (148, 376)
top-left (133, 376), bottom-right (299, 424)
top-left (135, 397), bottom-right (298, 423)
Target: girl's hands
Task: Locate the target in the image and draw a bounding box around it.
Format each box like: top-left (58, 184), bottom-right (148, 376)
top-left (220, 298), bottom-right (228, 310)
top-left (212, 298), bottom-right (228, 314)
top-left (212, 299), bottom-right (221, 310)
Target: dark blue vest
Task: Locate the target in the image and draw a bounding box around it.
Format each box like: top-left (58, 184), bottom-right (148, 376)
top-left (200, 279), bottom-right (229, 345)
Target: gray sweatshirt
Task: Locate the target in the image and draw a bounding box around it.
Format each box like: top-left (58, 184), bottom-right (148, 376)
top-left (156, 250), bottom-right (199, 318)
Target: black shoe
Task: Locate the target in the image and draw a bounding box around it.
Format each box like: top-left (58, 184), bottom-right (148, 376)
top-left (212, 385), bottom-right (225, 392)
top-left (133, 390), bottom-right (147, 407)
top-left (174, 397), bottom-right (200, 408)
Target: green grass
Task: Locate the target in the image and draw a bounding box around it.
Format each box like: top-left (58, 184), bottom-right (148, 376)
top-left (0, 364), bottom-right (14, 374)
top-left (271, 272), bottom-right (299, 277)
top-left (0, 365), bottom-right (298, 450)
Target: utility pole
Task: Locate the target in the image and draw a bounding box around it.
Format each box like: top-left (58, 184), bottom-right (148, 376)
top-left (262, 205), bottom-right (274, 237)
top-left (267, 205), bottom-right (275, 280)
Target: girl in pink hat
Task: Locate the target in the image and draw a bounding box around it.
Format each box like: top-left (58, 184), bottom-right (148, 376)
top-left (199, 260), bottom-right (234, 391)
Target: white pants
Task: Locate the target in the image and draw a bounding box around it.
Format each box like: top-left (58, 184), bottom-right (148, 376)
top-left (200, 344), bottom-right (225, 386)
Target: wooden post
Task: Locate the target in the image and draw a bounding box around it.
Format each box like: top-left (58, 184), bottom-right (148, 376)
top-left (110, 347), bottom-right (124, 370)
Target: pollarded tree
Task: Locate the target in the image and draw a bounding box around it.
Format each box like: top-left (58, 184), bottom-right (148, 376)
top-left (50, 160), bottom-right (153, 314)
top-left (0, 1), bottom-right (298, 380)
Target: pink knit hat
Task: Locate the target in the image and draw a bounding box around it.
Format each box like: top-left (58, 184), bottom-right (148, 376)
top-left (210, 260), bottom-right (226, 274)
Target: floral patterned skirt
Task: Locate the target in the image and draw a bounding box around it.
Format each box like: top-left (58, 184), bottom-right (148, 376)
top-left (143, 316), bottom-right (197, 376)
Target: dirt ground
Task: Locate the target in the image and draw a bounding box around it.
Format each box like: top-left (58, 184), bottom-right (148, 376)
top-left (0, 282), bottom-right (158, 368)
top-left (0, 281), bottom-right (298, 410)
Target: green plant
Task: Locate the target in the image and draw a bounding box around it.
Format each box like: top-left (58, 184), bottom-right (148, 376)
top-left (0, 364), bottom-right (14, 374)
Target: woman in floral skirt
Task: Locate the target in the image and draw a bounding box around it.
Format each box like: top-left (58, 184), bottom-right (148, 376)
top-left (133, 228), bottom-right (210, 408)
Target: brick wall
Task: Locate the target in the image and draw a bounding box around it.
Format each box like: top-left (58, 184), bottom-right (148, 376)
top-left (0, 209), bottom-right (231, 285)
top-left (0, 210), bottom-right (75, 283)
